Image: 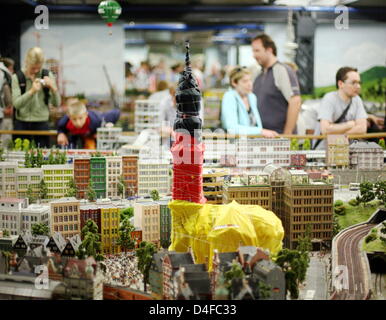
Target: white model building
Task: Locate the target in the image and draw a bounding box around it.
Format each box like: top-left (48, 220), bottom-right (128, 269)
top-left (97, 127), bottom-right (123, 150)
top-left (203, 134), bottom-right (236, 165)
top-left (137, 159), bottom-right (170, 197)
top-left (20, 203), bottom-right (50, 234)
top-left (134, 100), bottom-right (162, 133)
top-left (349, 141), bottom-right (384, 170)
top-left (105, 156), bottom-right (123, 199)
top-left (42, 164), bottom-right (74, 199)
top-left (3, 151), bottom-right (25, 167)
top-left (236, 138), bottom-right (290, 168)
top-left (133, 201), bottom-right (160, 246)
top-left (0, 162), bottom-right (18, 198)
top-left (16, 168), bottom-right (43, 199)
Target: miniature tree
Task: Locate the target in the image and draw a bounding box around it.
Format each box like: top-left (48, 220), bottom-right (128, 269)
top-left (36, 149), bottom-right (44, 167)
top-left (77, 219), bottom-right (103, 261)
top-left (24, 152), bottom-right (31, 168)
top-left (117, 218), bottom-right (135, 253)
top-left (65, 178), bottom-right (78, 198)
top-left (302, 138), bottom-right (311, 151)
top-left (275, 248), bottom-right (310, 299)
top-left (290, 138), bottom-right (299, 151)
top-left (87, 182), bottom-right (97, 202)
top-left (31, 140), bottom-right (36, 150)
top-left (117, 175), bottom-right (126, 198)
top-left (2, 230), bottom-right (10, 237)
top-left (150, 189), bottom-right (160, 201)
top-left (14, 138), bottom-right (22, 151)
top-left (38, 179), bottom-right (48, 200)
top-left (296, 224), bottom-right (313, 253)
top-left (135, 241), bottom-right (157, 292)
top-left (31, 223), bottom-right (49, 236)
top-left (120, 207), bottom-right (134, 221)
top-left (224, 260), bottom-right (245, 289)
top-left (22, 139), bottom-right (30, 152)
top-left (7, 139), bottom-right (14, 150)
top-left (48, 151), bottom-right (55, 164)
top-left (378, 138), bottom-right (386, 150)
top-left (357, 182), bottom-right (376, 206)
top-left (374, 181), bottom-right (386, 206)
top-left (0, 147), bottom-right (4, 161)
top-left (59, 151), bottom-right (67, 164)
top-left (257, 281), bottom-right (272, 300)
top-left (26, 185), bottom-right (36, 204)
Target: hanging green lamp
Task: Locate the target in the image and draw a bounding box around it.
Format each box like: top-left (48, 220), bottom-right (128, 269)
top-left (98, 0), bottom-right (122, 34)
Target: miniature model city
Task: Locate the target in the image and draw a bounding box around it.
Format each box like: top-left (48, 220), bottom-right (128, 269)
top-left (0, 45), bottom-right (385, 301)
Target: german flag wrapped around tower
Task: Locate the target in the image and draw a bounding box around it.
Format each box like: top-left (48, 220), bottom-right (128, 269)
top-left (171, 41), bottom-right (206, 204)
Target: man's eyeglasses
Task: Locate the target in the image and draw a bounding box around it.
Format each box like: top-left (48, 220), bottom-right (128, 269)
top-left (344, 80), bottom-right (362, 86)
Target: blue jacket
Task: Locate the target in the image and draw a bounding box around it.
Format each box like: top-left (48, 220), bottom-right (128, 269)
top-left (221, 89), bottom-right (263, 135)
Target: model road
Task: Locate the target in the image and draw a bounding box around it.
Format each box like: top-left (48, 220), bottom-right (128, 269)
top-left (332, 224), bottom-right (374, 300)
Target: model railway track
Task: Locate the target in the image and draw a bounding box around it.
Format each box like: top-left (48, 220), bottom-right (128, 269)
top-left (332, 224), bottom-right (374, 300)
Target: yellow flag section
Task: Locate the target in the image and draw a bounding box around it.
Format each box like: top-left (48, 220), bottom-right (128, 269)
top-left (168, 200), bottom-right (284, 271)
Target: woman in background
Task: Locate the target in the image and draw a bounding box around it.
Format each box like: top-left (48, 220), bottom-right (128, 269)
top-left (221, 66), bottom-right (278, 137)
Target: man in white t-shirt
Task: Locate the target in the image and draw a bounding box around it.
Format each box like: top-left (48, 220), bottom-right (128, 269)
top-left (313, 67), bottom-right (367, 149)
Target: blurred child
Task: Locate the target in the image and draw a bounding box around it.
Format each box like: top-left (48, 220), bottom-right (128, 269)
top-left (57, 98), bottom-right (120, 149)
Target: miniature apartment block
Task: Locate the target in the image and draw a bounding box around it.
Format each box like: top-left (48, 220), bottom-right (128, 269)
top-left (122, 155), bottom-right (138, 197)
top-left (16, 168), bottom-right (43, 199)
top-left (349, 141), bottom-right (384, 170)
top-left (99, 202), bottom-right (120, 254)
top-left (236, 138), bottom-right (290, 167)
top-left (0, 198), bottom-right (27, 235)
top-left (326, 135), bottom-right (349, 167)
top-left (20, 204), bottom-right (50, 233)
top-left (3, 151), bottom-right (25, 167)
top-left (105, 156), bottom-right (122, 199)
top-left (202, 135), bottom-right (236, 164)
top-left (97, 127), bottom-right (123, 150)
top-left (80, 204), bottom-right (102, 233)
top-left (134, 201), bottom-right (160, 246)
top-left (134, 100), bottom-right (162, 133)
top-left (90, 157), bottom-right (107, 199)
top-left (50, 197), bottom-right (81, 240)
top-left (0, 162), bottom-right (18, 198)
top-left (137, 160), bottom-right (170, 197)
top-left (42, 164), bottom-right (74, 199)
top-left (203, 168), bottom-right (230, 204)
top-left (74, 158), bottom-right (91, 199)
top-left (283, 171), bottom-right (333, 249)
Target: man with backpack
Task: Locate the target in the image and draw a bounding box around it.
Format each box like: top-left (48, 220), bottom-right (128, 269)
top-left (12, 47), bottom-right (60, 148)
top-left (0, 55), bottom-right (13, 130)
top-left (312, 67), bottom-right (367, 149)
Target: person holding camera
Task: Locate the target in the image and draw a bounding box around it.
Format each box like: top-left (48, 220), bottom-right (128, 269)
top-left (12, 47), bottom-right (60, 147)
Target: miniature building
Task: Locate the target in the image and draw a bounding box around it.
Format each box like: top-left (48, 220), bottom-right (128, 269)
top-left (62, 234), bottom-right (81, 257)
top-left (90, 157), bottom-right (107, 199)
top-left (0, 162), bottom-right (18, 198)
top-left (105, 156), bottom-right (123, 199)
top-left (99, 201), bottom-right (120, 254)
top-left (42, 164), bottom-right (74, 199)
top-left (80, 204), bottom-right (102, 234)
top-left (158, 200), bottom-right (171, 248)
top-left (162, 251), bottom-right (194, 300)
top-left (202, 168), bottom-right (230, 204)
top-left (63, 257), bottom-right (104, 300)
top-left (326, 135), bottom-right (349, 167)
top-left (3, 151), bottom-right (25, 167)
top-left (122, 155), bottom-right (138, 197)
top-left (223, 172), bottom-right (272, 209)
top-left (46, 232), bottom-right (67, 255)
top-left (134, 100), bottom-right (162, 133)
top-left (0, 235), bottom-right (18, 252)
top-left (349, 140), bottom-right (384, 170)
top-left (97, 127), bottom-right (123, 150)
top-left (283, 171), bottom-right (333, 249)
top-left (73, 157), bottom-right (91, 199)
top-left (0, 198), bottom-right (29, 236)
top-left (137, 159), bottom-right (170, 197)
top-left (50, 198), bottom-right (81, 240)
top-left (20, 204), bottom-right (50, 234)
top-left (16, 168), bottom-right (43, 199)
top-left (290, 154), bottom-right (307, 167)
top-left (236, 138), bottom-right (290, 168)
top-left (134, 201), bottom-right (160, 246)
top-left (149, 251), bottom-right (168, 299)
top-left (203, 135), bottom-right (236, 165)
